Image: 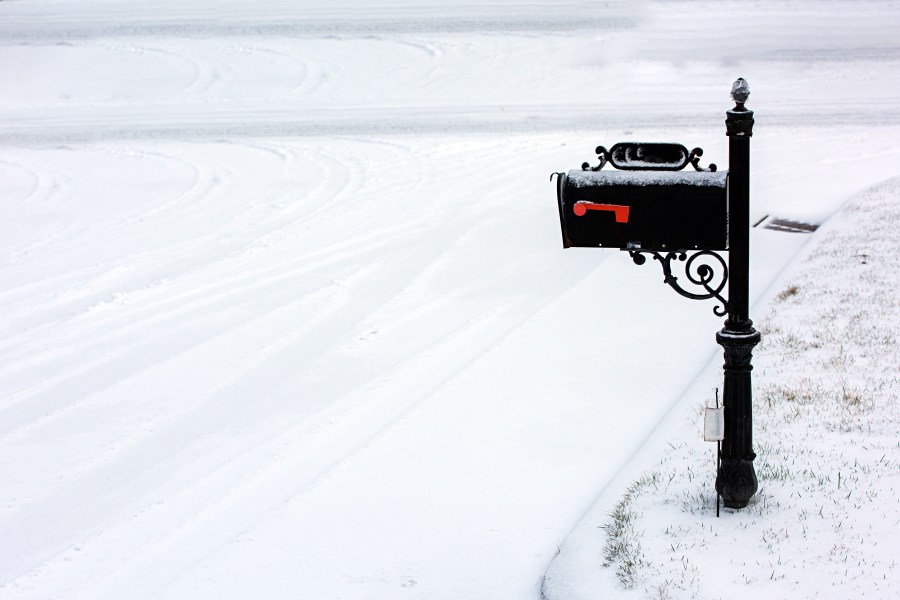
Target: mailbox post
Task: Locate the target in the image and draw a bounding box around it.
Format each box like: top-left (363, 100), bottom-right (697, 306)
top-left (716, 79), bottom-right (759, 508)
top-left (554, 79), bottom-right (760, 509)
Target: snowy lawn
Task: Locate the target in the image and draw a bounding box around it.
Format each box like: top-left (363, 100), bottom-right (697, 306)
top-left (543, 178), bottom-right (900, 599)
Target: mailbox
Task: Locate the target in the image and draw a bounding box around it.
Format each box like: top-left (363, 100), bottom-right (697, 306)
top-left (555, 143), bottom-right (728, 252)
top-left (552, 82), bottom-right (764, 511)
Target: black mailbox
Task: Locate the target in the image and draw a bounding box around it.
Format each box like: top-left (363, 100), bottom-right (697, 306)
top-left (555, 143), bottom-right (728, 252)
top-left (552, 82), bottom-right (765, 511)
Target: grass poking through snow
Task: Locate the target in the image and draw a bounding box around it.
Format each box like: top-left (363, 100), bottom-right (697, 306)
top-left (597, 179), bottom-right (900, 599)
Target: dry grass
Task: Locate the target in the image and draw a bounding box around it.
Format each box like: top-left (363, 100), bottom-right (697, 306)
top-left (775, 284), bottom-right (800, 302)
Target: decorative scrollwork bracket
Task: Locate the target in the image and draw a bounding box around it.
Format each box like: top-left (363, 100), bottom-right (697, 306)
top-left (581, 146), bottom-right (610, 172)
top-left (628, 250), bottom-right (729, 316)
top-left (581, 143), bottom-right (717, 172)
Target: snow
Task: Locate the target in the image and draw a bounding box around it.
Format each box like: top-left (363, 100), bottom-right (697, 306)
top-left (567, 169), bottom-right (727, 188)
top-left (1, 1), bottom-right (899, 599)
top-left (542, 176), bottom-right (900, 600)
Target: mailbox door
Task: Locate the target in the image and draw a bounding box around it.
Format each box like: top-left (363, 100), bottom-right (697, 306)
top-left (558, 169), bottom-right (728, 251)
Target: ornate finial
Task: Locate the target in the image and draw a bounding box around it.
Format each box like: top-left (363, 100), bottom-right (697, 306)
top-left (731, 78), bottom-right (750, 107)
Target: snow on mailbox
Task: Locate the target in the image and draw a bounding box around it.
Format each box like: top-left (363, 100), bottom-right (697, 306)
top-left (555, 142), bottom-right (727, 252)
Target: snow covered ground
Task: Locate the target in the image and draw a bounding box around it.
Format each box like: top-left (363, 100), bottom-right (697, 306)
top-left (542, 177), bottom-right (900, 600)
top-left (1, 1), bottom-right (899, 599)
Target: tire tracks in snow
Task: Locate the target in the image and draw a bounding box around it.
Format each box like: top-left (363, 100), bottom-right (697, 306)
top-left (7, 101), bottom-right (900, 145)
top-left (0, 131), bottom-right (435, 448)
top-left (0, 142), bottom-right (359, 415)
top-left (0, 137), bottom-right (602, 596)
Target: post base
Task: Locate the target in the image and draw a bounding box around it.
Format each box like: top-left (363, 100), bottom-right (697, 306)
top-left (716, 457), bottom-right (758, 509)
top-left (715, 326), bottom-right (761, 509)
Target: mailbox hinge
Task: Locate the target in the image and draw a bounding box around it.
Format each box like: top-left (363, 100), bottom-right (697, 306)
top-left (628, 250), bottom-right (729, 316)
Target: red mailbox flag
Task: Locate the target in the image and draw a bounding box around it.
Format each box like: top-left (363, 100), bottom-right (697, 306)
top-left (572, 201), bottom-right (630, 223)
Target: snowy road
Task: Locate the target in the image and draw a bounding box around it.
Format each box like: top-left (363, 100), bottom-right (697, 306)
top-left (2, 1), bottom-right (900, 599)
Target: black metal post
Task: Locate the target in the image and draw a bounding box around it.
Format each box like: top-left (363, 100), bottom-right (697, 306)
top-left (715, 78), bottom-right (760, 508)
